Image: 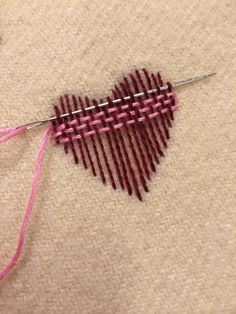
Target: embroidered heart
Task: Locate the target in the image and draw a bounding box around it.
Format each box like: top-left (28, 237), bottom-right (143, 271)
top-left (52, 69), bottom-right (178, 200)
top-left (1, 70), bottom-right (217, 282)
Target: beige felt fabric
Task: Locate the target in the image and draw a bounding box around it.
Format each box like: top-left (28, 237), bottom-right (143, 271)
top-left (0, 1), bottom-right (236, 313)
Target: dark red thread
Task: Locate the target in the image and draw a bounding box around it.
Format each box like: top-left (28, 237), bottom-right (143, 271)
top-left (72, 96), bottom-right (97, 176)
top-left (52, 117), bottom-right (60, 145)
top-left (98, 98), bottom-right (126, 191)
top-left (54, 97), bottom-right (175, 136)
top-left (86, 97), bottom-right (113, 187)
top-left (66, 95), bottom-right (87, 169)
top-left (92, 99), bottom-right (116, 190)
top-left (115, 84), bottom-right (149, 195)
top-left (110, 92), bottom-right (142, 200)
top-left (54, 104), bottom-right (69, 154)
top-left (60, 96), bottom-right (79, 164)
top-left (157, 72), bottom-right (172, 128)
top-left (54, 103), bottom-right (177, 141)
top-left (151, 73), bottom-right (170, 142)
top-left (167, 82), bottom-right (175, 121)
top-left (52, 69), bottom-right (178, 201)
top-left (122, 77), bottom-right (158, 171)
top-left (117, 82), bottom-right (151, 181)
top-left (144, 69), bottom-right (166, 152)
top-left (137, 69), bottom-right (164, 157)
top-left (80, 97), bottom-right (106, 184)
top-left (106, 96), bottom-right (133, 195)
top-left (125, 74), bottom-right (159, 165)
top-left (131, 70), bottom-right (163, 159)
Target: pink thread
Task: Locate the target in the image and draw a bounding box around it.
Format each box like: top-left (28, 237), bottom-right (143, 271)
top-left (52, 69), bottom-right (179, 202)
top-left (54, 101), bottom-right (176, 138)
top-left (57, 104), bottom-right (178, 144)
top-left (0, 126), bottom-right (51, 281)
top-left (57, 95), bottom-right (175, 129)
top-left (113, 123), bottom-right (123, 129)
top-left (0, 127), bottom-right (26, 143)
top-left (0, 127), bottom-right (16, 134)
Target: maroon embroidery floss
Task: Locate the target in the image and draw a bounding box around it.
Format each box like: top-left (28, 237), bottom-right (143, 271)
top-left (50, 69), bottom-right (215, 200)
top-left (0, 69), bottom-right (216, 281)
top-left (53, 69), bottom-right (179, 200)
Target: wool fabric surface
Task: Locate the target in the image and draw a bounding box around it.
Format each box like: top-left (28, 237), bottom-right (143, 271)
top-left (0, 1), bottom-right (235, 313)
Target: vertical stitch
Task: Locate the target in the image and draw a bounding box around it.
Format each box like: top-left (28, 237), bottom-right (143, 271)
top-left (92, 99), bottom-right (116, 190)
top-left (106, 97), bottom-right (133, 195)
top-left (60, 96), bottom-right (79, 164)
top-left (151, 73), bottom-right (170, 143)
top-left (115, 85), bottom-right (148, 195)
top-left (157, 72), bottom-right (172, 127)
top-left (52, 112), bottom-right (60, 145)
top-left (167, 82), bottom-right (175, 120)
top-left (80, 97), bottom-right (106, 184)
top-left (97, 98), bottom-right (126, 191)
top-left (123, 76), bottom-right (158, 169)
top-left (72, 96), bottom-right (97, 176)
top-left (143, 69), bottom-right (166, 152)
top-left (54, 104), bottom-right (69, 154)
top-left (123, 77), bottom-right (159, 168)
top-left (66, 95), bottom-right (88, 169)
top-left (130, 71), bottom-right (163, 159)
top-left (136, 69), bottom-right (164, 157)
top-left (110, 91), bottom-right (142, 200)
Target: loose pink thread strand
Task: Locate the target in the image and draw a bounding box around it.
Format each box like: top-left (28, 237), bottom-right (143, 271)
top-left (0, 126), bottom-right (51, 281)
top-left (0, 127), bottom-right (16, 134)
top-left (0, 127), bottom-right (26, 143)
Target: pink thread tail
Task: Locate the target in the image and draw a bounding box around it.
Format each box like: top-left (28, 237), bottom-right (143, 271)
top-left (0, 127), bottom-right (27, 143)
top-left (0, 126), bottom-right (51, 281)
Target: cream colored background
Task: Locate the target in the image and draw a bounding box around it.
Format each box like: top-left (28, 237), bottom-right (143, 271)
top-left (0, 1), bottom-right (236, 313)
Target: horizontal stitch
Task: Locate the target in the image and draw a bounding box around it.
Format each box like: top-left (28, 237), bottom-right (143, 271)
top-left (113, 123), bottom-right (123, 129)
top-left (139, 107), bottom-right (150, 113)
top-left (58, 104), bottom-right (178, 144)
top-left (54, 131), bottom-right (62, 137)
top-left (105, 117), bottom-right (113, 123)
top-left (60, 93), bottom-right (175, 128)
top-left (80, 116), bottom-right (91, 122)
top-left (85, 130), bottom-right (96, 136)
top-left (116, 112), bottom-right (127, 119)
top-left (90, 120), bottom-right (101, 126)
top-left (160, 108), bottom-right (169, 114)
top-left (148, 112), bottom-right (159, 119)
top-left (138, 117), bottom-right (146, 122)
top-left (53, 123), bottom-right (86, 138)
top-left (77, 124), bottom-right (87, 130)
top-left (55, 101), bottom-right (178, 139)
top-left (130, 92), bottom-right (174, 108)
top-left (99, 127), bottom-right (110, 133)
top-left (108, 107), bottom-right (117, 113)
top-left (94, 111), bottom-right (105, 118)
top-left (69, 120), bottom-right (78, 126)
top-left (153, 101), bottom-right (171, 110)
top-left (126, 119), bottom-right (135, 125)
top-left (55, 98), bottom-right (174, 137)
top-left (57, 124), bottom-right (66, 132)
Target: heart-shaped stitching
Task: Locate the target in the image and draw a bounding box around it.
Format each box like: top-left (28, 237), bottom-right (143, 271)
top-left (52, 69), bottom-right (178, 200)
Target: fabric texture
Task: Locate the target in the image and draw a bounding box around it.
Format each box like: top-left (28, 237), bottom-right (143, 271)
top-left (0, 1), bottom-right (235, 313)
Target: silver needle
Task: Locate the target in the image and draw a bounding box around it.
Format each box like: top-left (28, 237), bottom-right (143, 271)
top-left (16, 72), bottom-right (216, 130)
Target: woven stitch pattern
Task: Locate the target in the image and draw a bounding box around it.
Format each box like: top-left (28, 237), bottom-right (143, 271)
top-left (52, 69), bottom-right (178, 200)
